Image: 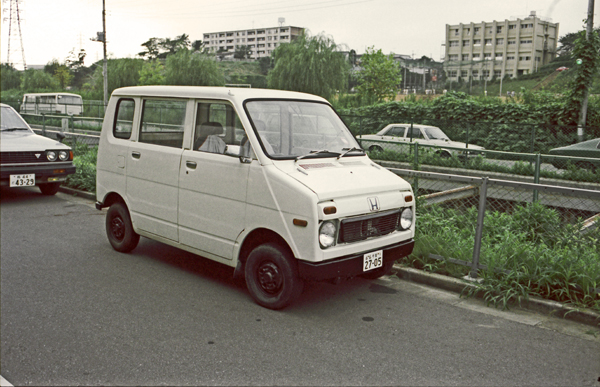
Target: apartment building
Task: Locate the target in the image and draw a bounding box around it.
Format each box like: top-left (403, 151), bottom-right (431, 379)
top-left (443, 11), bottom-right (559, 82)
top-left (203, 26), bottom-right (305, 60)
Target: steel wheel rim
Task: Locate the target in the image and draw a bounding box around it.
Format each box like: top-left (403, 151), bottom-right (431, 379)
top-left (110, 216), bottom-right (125, 241)
top-left (257, 261), bottom-right (283, 295)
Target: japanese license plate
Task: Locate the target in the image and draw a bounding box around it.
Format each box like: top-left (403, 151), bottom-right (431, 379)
top-left (10, 174), bottom-right (35, 187)
top-left (363, 250), bottom-right (383, 272)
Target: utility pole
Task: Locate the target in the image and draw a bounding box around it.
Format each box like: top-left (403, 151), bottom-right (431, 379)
top-left (578, 0), bottom-right (595, 142)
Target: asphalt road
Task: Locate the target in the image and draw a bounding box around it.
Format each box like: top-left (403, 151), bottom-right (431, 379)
top-left (1, 186), bottom-right (599, 386)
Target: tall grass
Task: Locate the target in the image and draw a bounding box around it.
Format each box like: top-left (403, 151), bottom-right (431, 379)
top-left (407, 202), bottom-right (600, 311)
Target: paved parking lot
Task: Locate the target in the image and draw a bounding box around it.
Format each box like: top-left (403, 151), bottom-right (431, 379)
top-left (1, 187), bottom-right (599, 386)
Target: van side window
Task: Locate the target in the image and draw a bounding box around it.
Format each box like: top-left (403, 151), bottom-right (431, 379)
top-left (113, 98), bottom-right (135, 139)
top-left (139, 99), bottom-right (186, 148)
top-left (193, 101), bottom-right (245, 154)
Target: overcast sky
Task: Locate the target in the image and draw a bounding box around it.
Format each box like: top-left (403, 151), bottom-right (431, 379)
top-left (0, 0), bottom-right (595, 70)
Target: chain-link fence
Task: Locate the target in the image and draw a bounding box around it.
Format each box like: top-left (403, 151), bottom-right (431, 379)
top-left (392, 168), bottom-right (600, 310)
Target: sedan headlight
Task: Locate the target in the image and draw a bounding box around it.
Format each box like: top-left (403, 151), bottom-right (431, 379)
top-left (319, 220), bottom-right (337, 249)
top-left (398, 207), bottom-right (413, 230)
top-left (58, 150), bottom-right (69, 161)
top-left (47, 151), bottom-right (57, 161)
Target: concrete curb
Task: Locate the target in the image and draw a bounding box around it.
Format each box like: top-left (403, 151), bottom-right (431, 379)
top-left (394, 266), bottom-right (600, 328)
top-left (58, 186), bottom-right (96, 201)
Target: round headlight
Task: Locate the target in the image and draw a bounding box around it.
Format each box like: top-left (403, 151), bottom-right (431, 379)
top-left (47, 151), bottom-right (57, 161)
top-left (58, 150), bottom-right (69, 161)
top-left (319, 221), bottom-right (337, 249)
top-left (399, 207), bottom-right (413, 230)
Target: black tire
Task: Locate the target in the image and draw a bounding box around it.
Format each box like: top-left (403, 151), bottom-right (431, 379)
top-left (369, 145), bottom-right (384, 153)
top-left (106, 202), bottom-right (140, 253)
top-left (360, 261), bottom-right (394, 280)
top-left (39, 182), bottom-right (60, 195)
top-left (245, 243), bottom-right (304, 310)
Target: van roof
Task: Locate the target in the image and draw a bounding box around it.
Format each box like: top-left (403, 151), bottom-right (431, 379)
top-left (23, 92), bottom-right (82, 97)
top-left (111, 86), bottom-right (329, 104)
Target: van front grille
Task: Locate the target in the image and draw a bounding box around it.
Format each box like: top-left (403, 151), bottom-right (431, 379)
top-left (338, 210), bottom-right (400, 243)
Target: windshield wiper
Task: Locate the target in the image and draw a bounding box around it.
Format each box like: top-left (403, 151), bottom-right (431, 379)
top-left (296, 149), bottom-right (341, 161)
top-left (1, 127), bottom-right (29, 132)
top-left (338, 147), bottom-right (365, 159)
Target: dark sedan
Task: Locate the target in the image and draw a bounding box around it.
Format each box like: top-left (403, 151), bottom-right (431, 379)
top-left (547, 138), bottom-right (600, 171)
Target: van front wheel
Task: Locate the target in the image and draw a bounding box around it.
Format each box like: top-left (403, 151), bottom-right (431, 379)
top-left (245, 243), bottom-right (304, 310)
top-left (106, 202), bottom-right (140, 253)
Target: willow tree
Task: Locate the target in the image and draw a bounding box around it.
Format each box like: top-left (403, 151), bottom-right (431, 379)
top-left (163, 49), bottom-right (224, 86)
top-left (267, 33), bottom-right (349, 100)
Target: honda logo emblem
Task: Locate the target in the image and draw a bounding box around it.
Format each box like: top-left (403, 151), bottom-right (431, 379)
top-left (367, 197), bottom-right (380, 212)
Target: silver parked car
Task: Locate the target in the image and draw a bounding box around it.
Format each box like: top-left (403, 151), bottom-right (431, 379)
top-left (358, 123), bottom-right (485, 158)
top-left (0, 103), bottom-right (76, 195)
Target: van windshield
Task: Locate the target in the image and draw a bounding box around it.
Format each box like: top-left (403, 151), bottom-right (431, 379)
top-left (245, 100), bottom-right (360, 159)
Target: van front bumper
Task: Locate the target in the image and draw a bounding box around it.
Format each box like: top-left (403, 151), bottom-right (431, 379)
top-left (297, 239), bottom-right (414, 281)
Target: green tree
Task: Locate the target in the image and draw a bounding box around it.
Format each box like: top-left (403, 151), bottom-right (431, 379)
top-left (21, 69), bottom-right (59, 91)
top-left (267, 33), bottom-right (349, 99)
top-left (163, 49), bottom-right (224, 86)
top-left (159, 34), bottom-right (190, 59)
top-left (89, 58), bottom-right (145, 97)
top-left (234, 45), bottom-right (252, 60)
top-left (562, 28), bottom-right (600, 125)
top-left (139, 37), bottom-right (161, 60)
top-left (355, 46), bottom-right (402, 102)
top-left (139, 60), bottom-right (165, 85)
top-left (1, 64), bottom-right (22, 90)
top-left (53, 65), bottom-right (73, 89)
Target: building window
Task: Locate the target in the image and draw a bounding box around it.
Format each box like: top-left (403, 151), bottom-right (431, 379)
top-left (494, 70), bottom-right (502, 77)
top-left (509, 24), bottom-right (517, 30)
top-left (463, 40), bottom-right (470, 46)
top-left (462, 54), bottom-right (470, 61)
top-left (449, 54), bottom-right (459, 61)
top-left (496, 38), bottom-right (504, 45)
top-left (520, 39), bottom-right (532, 44)
top-left (506, 55), bottom-right (515, 60)
top-left (449, 41), bottom-right (459, 47)
top-left (497, 26), bottom-right (503, 33)
top-left (473, 39), bottom-right (481, 46)
top-left (464, 28), bottom-right (471, 35)
top-left (474, 27), bottom-right (480, 35)
top-left (472, 70), bottom-right (479, 77)
top-left (473, 53), bottom-right (481, 60)
top-left (484, 53), bottom-right (492, 60)
top-left (461, 70), bottom-right (468, 78)
top-left (454, 29), bottom-right (459, 36)
top-left (521, 23), bottom-right (533, 29)
top-left (485, 39), bottom-right (492, 46)
top-left (495, 53), bottom-right (503, 60)
top-left (519, 56), bottom-right (531, 61)
top-left (482, 70), bottom-right (490, 78)
top-left (448, 70), bottom-right (458, 77)
top-left (508, 40), bottom-right (516, 45)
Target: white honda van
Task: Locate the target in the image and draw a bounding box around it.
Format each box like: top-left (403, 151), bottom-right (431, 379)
top-left (96, 86), bottom-right (415, 309)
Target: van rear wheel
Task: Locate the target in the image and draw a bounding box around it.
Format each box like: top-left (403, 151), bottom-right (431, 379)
top-left (106, 202), bottom-right (140, 253)
top-left (245, 243), bottom-right (304, 310)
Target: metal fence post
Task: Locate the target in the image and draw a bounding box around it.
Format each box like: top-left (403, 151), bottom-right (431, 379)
top-left (41, 113), bottom-right (46, 136)
top-left (413, 142), bottom-right (419, 195)
top-left (470, 177), bottom-right (488, 279)
top-left (533, 153), bottom-right (541, 202)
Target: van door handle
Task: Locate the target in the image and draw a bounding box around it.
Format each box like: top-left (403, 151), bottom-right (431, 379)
top-left (186, 161), bottom-right (197, 169)
top-left (131, 151), bottom-right (141, 159)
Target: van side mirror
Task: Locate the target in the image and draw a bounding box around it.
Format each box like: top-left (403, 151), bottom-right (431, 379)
top-left (56, 132), bottom-right (66, 143)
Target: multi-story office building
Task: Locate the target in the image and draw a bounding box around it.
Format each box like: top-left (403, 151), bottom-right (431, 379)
top-left (443, 11), bottom-right (559, 82)
top-left (203, 26), bottom-right (305, 60)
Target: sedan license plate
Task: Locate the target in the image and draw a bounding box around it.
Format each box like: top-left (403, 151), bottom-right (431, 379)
top-left (10, 174), bottom-right (35, 187)
top-left (363, 250), bottom-right (383, 272)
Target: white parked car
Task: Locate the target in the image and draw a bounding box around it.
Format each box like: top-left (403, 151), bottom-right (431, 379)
top-left (358, 123), bottom-right (485, 158)
top-left (96, 86), bottom-right (416, 310)
top-left (0, 103), bottom-right (76, 195)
